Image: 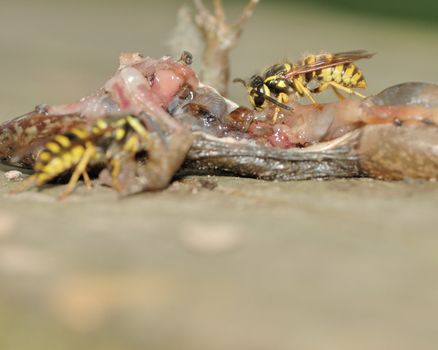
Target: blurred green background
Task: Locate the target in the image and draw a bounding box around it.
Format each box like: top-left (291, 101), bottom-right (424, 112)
top-left (288, 0), bottom-right (438, 24)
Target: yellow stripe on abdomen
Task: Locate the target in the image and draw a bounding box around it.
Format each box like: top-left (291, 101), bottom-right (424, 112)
top-left (34, 143), bottom-right (86, 186)
top-left (350, 69), bottom-right (363, 86)
top-left (318, 68), bottom-right (333, 82)
top-left (54, 135), bottom-right (71, 148)
top-left (332, 65), bottom-right (344, 84)
top-left (342, 64), bottom-right (356, 85)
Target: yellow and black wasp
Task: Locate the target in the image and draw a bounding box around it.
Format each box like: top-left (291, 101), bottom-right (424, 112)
top-left (12, 114), bottom-right (152, 199)
top-left (234, 50), bottom-right (374, 116)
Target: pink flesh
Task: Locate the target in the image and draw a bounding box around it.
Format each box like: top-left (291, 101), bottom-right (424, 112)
top-left (269, 125), bottom-right (296, 148)
top-left (151, 70), bottom-right (184, 106)
top-left (43, 54), bottom-right (199, 123)
top-left (242, 99), bottom-right (438, 148)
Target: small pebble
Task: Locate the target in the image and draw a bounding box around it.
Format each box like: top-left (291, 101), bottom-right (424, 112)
top-left (198, 178), bottom-right (218, 190)
top-left (180, 223), bottom-right (243, 255)
top-left (4, 170), bottom-right (23, 181)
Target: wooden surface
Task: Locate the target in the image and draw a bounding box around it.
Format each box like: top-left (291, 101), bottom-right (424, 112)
top-left (1, 176), bottom-right (438, 349)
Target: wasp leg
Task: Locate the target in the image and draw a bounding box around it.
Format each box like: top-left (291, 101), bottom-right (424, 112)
top-left (292, 78), bottom-right (320, 107)
top-left (272, 107), bottom-right (280, 124)
top-left (9, 175), bottom-right (38, 194)
top-left (311, 83), bottom-right (345, 100)
top-left (108, 158), bottom-right (123, 193)
top-left (331, 86), bottom-right (346, 100)
top-left (98, 155), bottom-right (137, 194)
top-left (58, 146), bottom-right (95, 200)
top-left (325, 81), bottom-right (367, 99)
top-left (271, 93), bottom-right (289, 124)
top-left (82, 171), bottom-right (93, 190)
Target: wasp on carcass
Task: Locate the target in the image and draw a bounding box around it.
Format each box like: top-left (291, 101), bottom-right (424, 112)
top-left (234, 50), bottom-right (374, 121)
top-left (11, 114), bottom-right (154, 199)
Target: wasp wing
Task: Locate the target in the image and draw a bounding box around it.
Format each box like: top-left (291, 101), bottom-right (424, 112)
top-left (284, 50), bottom-right (375, 78)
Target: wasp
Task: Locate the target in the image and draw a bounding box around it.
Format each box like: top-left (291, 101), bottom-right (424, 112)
top-left (11, 114), bottom-right (153, 199)
top-left (234, 50), bottom-right (375, 118)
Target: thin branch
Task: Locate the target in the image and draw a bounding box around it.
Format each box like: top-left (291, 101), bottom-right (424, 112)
top-left (193, 0), bottom-right (209, 18)
top-left (189, 0), bottom-right (260, 96)
top-left (214, 0), bottom-right (226, 22)
top-left (234, 0), bottom-right (259, 34)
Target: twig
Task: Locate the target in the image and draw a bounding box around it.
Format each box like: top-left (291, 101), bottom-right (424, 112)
top-left (191, 0), bottom-right (259, 96)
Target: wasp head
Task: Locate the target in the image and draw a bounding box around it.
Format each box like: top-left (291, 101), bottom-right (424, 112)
top-left (234, 75), bottom-right (270, 110)
top-left (248, 75), bottom-right (271, 110)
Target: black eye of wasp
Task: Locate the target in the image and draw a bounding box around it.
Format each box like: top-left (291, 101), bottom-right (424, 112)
top-left (247, 75), bottom-right (269, 109)
top-left (252, 90), bottom-right (265, 108)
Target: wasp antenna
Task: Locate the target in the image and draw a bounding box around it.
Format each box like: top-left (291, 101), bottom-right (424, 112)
top-left (265, 96), bottom-right (293, 111)
top-left (233, 78), bottom-right (247, 87)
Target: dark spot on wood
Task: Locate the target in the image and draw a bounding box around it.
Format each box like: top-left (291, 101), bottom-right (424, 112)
top-left (421, 118), bottom-right (435, 126)
top-left (198, 178), bottom-right (218, 190)
top-left (393, 118), bottom-right (403, 127)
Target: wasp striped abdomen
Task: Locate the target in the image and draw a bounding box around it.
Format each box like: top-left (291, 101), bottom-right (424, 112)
top-left (316, 63), bottom-right (367, 89)
top-left (33, 130), bottom-right (95, 186)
